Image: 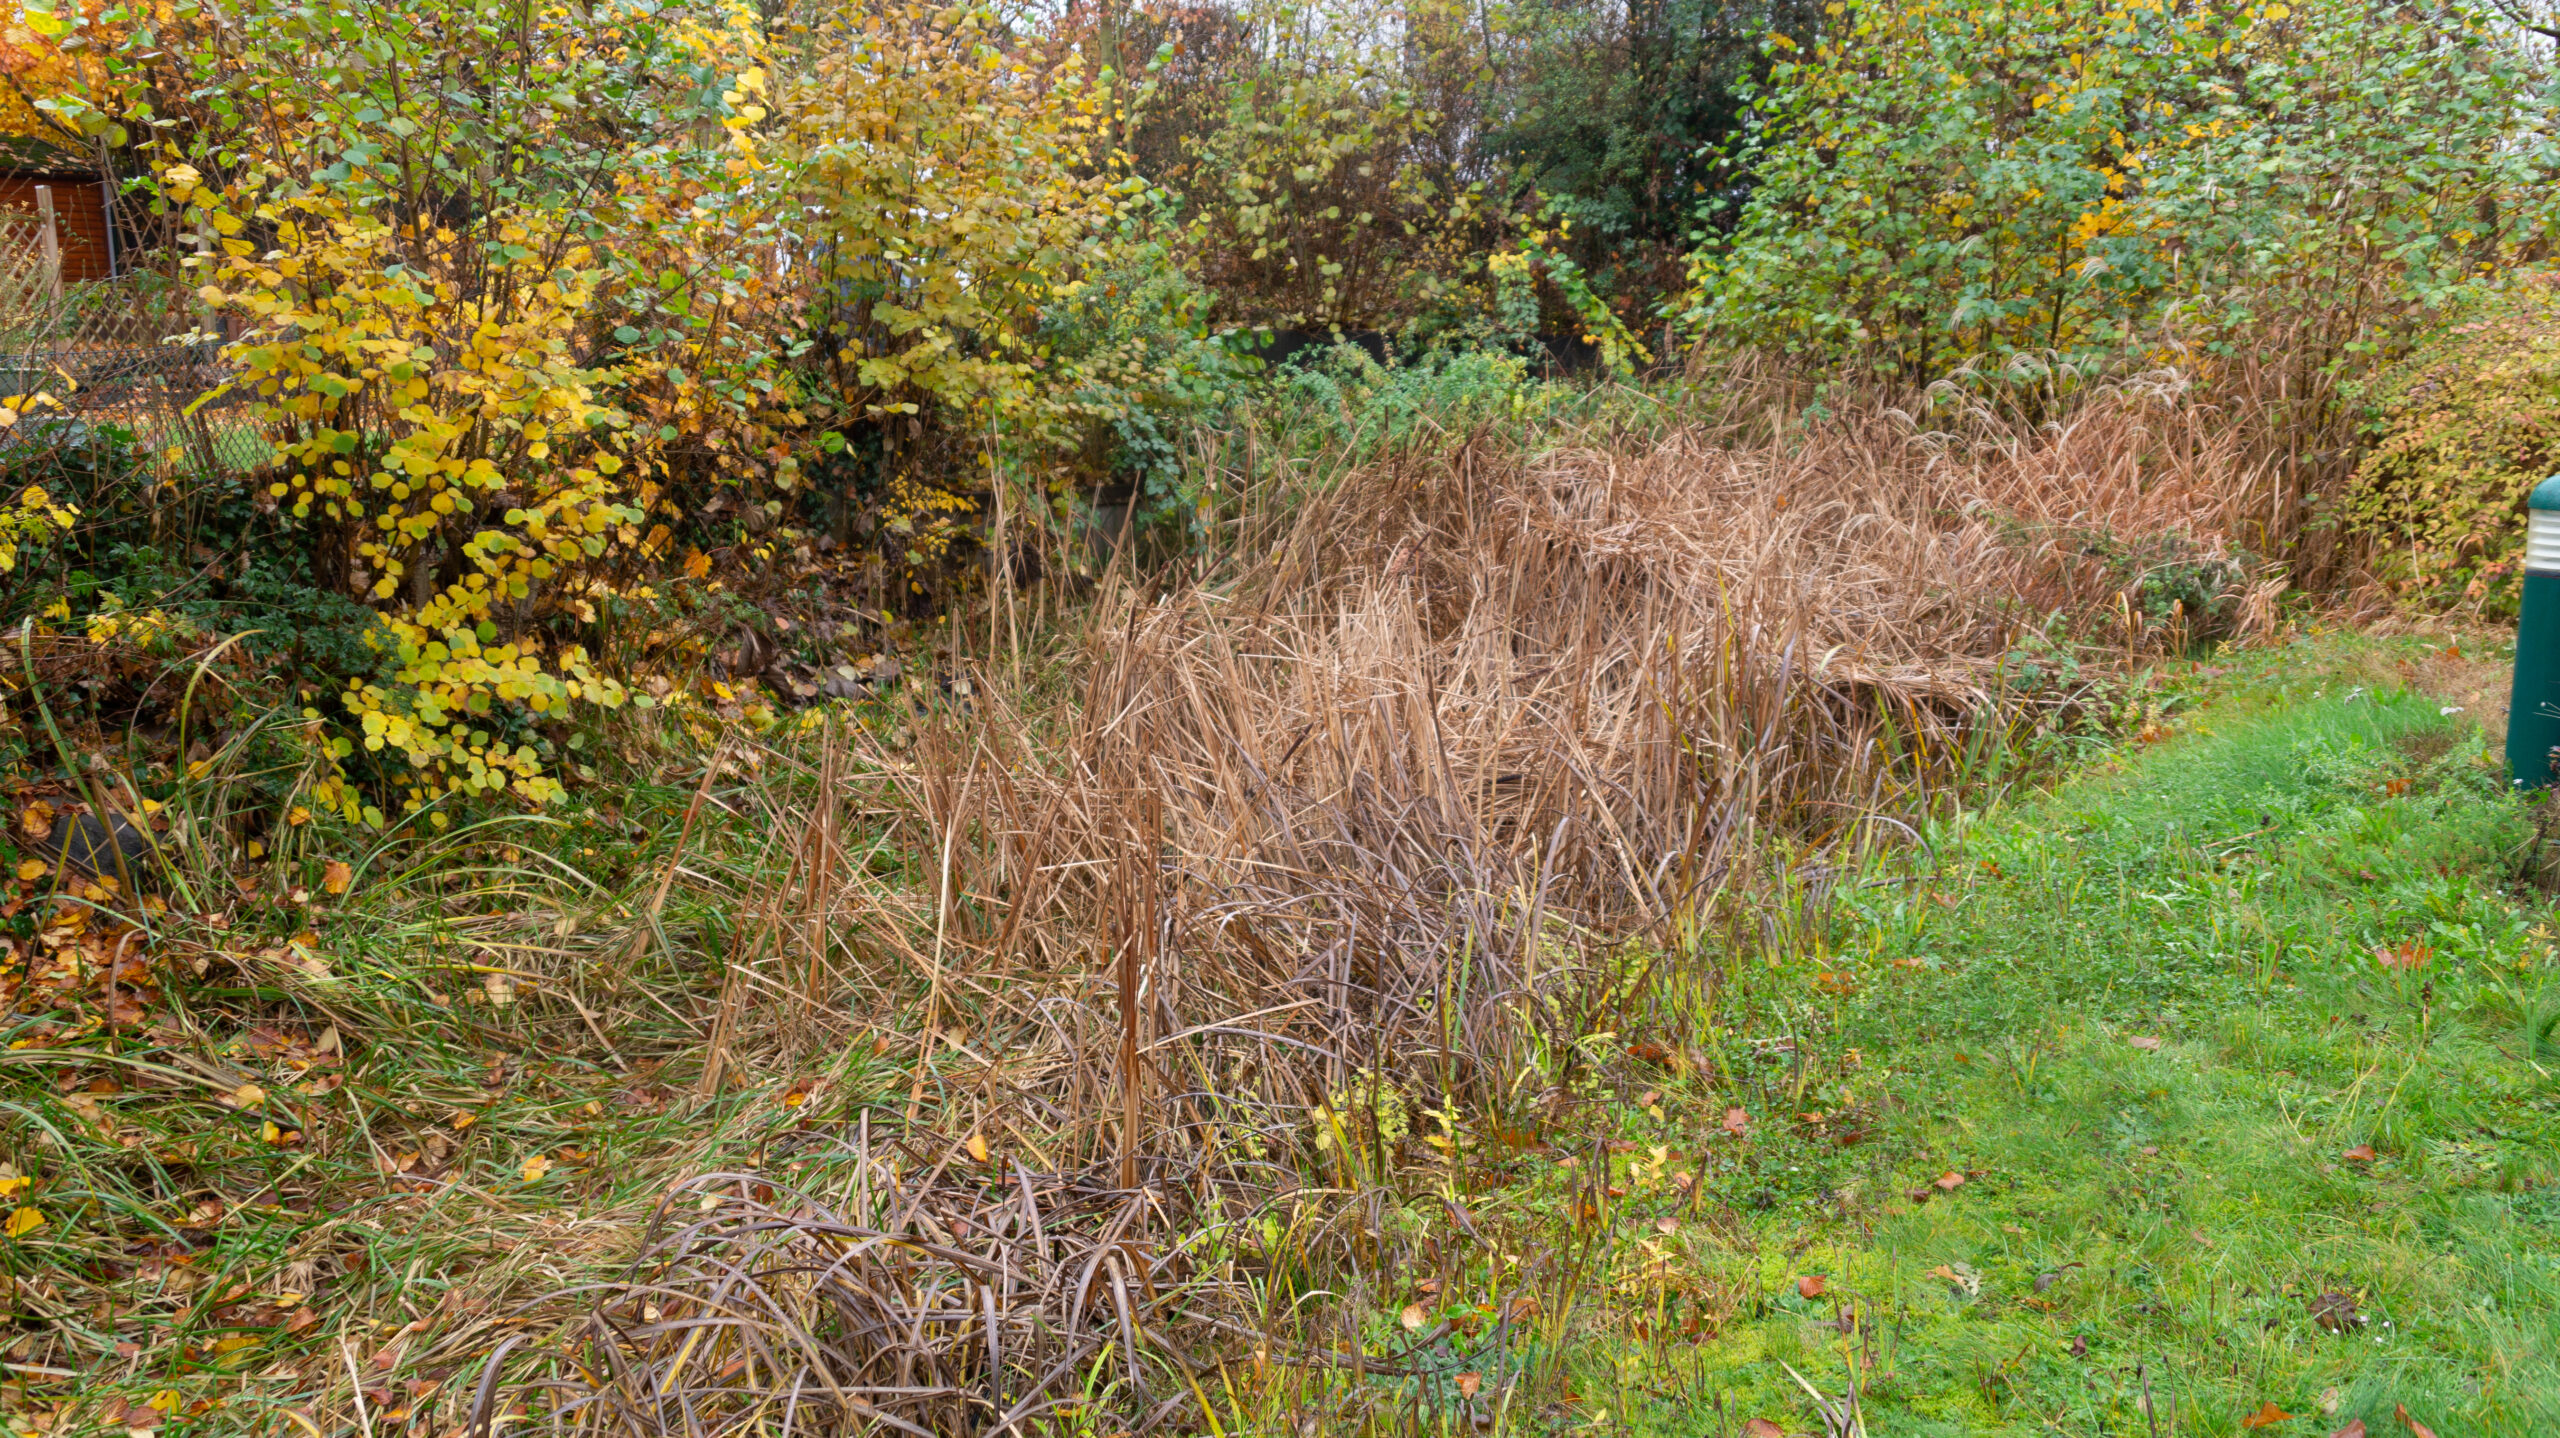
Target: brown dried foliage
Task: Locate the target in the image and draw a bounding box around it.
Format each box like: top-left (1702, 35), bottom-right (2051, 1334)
top-left (476, 372), bottom-right (2273, 1433)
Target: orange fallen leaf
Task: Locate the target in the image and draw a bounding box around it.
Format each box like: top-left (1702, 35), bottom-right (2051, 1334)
top-left (1454, 1372), bottom-right (1481, 1399)
top-left (322, 860), bottom-right (353, 895)
top-left (18, 801), bottom-right (50, 839)
top-left (1934, 1170), bottom-right (1967, 1191)
top-left (2374, 940), bottom-right (2432, 971)
top-left (2242, 1401), bottom-right (2294, 1429)
top-left (1721, 1107), bottom-right (1749, 1137)
top-left (2330, 1420), bottom-right (2366, 1438)
top-left (1399, 1303), bottom-right (1425, 1331)
top-left (2396, 1405), bottom-right (2437, 1438)
top-left (1797, 1274), bottom-right (1827, 1299)
top-left (2343, 1144), bottom-right (2376, 1163)
top-left (1742, 1421), bottom-right (1785, 1438)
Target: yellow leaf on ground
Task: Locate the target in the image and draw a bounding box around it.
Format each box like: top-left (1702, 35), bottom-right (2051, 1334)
top-left (227, 1083), bottom-right (266, 1109)
top-left (322, 860), bottom-right (353, 895)
top-left (14, 859), bottom-right (44, 881)
top-left (521, 1154), bottom-right (552, 1182)
top-left (3, 1206), bottom-right (44, 1237)
top-left (18, 800), bottom-right (50, 838)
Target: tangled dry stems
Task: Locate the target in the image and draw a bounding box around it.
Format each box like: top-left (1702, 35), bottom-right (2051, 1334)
top-left (479, 374), bottom-right (2274, 1433)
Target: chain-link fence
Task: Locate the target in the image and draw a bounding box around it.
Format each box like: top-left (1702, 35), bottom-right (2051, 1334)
top-left (0, 212), bottom-right (266, 478)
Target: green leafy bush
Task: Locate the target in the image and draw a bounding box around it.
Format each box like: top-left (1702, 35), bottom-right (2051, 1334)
top-left (1685, 0), bottom-right (2554, 382)
top-left (2343, 277), bottom-right (2560, 613)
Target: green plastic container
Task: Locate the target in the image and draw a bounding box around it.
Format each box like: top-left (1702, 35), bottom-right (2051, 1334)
top-left (2507, 474), bottom-right (2560, 788)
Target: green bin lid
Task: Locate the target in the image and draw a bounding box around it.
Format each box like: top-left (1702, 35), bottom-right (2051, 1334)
top-left (2533, 474), bottom-right (2560, 510)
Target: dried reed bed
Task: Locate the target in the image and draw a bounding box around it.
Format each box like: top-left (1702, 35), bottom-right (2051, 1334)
top-left (918, 369), bottom-right (2276, 1115)
top-left (481, 373), bottom-right (2276, 1433)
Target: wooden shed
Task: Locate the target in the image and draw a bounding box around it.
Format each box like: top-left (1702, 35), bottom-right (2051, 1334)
top-left (0, 138), bottom-right (119, 282)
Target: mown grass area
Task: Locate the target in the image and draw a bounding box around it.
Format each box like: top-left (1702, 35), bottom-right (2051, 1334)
top-left (1366, 637), bottom-right (2555, 1438)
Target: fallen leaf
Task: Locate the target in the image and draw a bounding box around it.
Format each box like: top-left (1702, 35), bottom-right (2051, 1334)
top-left (520, 1154), bottom-right (552, 1183)
top-left (2128, 1035), bottom-right (2163, 1050)
top-left (2330, 1421), bottom-right (2366, 1438)
top-left (2242, 1401), bottom-right (2294, 1429)
top-left (2396, 1404), bottom-right (2438, 1438)
top-left (2374, 940), bottom-right (2432, 971)
top-left (2309, 1290), bottom-right (2361, 1331)
top-left (224, 1083), bottom-right (266, 1110)
top-left (3, 1206), bottom-right (44, 1237)
top-left (482, 972), bottom-right (516, 1006)
top-left (1721, 1107), bottom-right (1749, 1137)
top-left (1455, 1372), bottom-right (1482, 1400)
top-left (1933, 1169), bottom-right (1967, 1191)
top-left (1742, 1421), bottom-right (1785, 1438)
top-left (965, 1132), bottom-right (988, 1162)
top-left (13, 858), bottom-right (43, 881)
top-left (1400, 1303), bottom-right (1425, 1331)
top-left (19, 800), bottom-right (51, 839)
top-left (1654, 1216), bottom-right (1678, 1235)
top-left (2343, 1144), bottom-right (2376, 1163)
top-left (1797, 1274), bottom-right (1827, 1299)
top-left (321, 860), bottom-right (353, 895)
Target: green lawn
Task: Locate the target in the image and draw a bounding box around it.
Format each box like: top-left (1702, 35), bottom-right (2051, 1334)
top-left (1442, 642), bottom-right (2560, 1437)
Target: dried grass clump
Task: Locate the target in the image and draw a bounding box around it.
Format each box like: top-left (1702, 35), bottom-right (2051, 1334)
top-left (472, 1128), bottom-right (1241, 1437)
